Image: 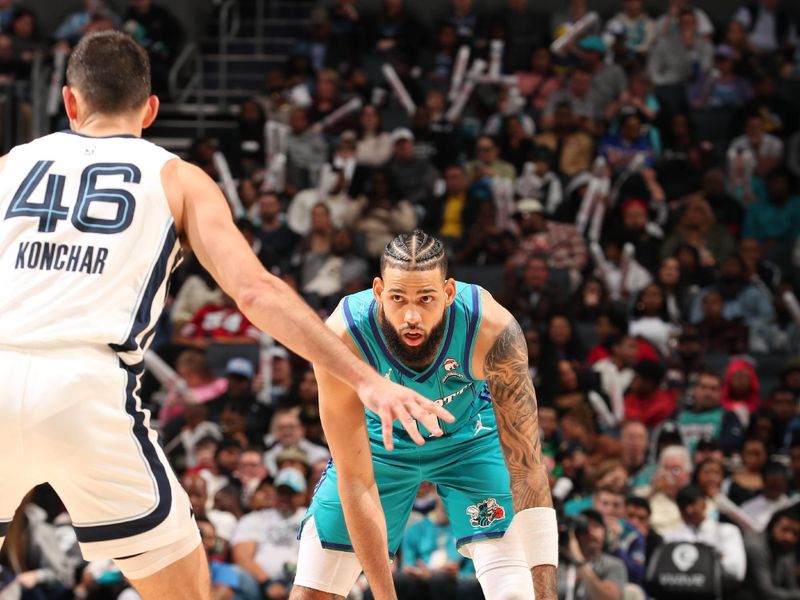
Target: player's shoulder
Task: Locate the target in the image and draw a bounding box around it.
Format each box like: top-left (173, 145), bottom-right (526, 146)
top-left (474, 287), bottom-right (516, 346)
top-left (3, 131), bottom-right (64, 159)
top-left (336, 289), bottom-right (375, 325)
top-left (326, 296), bottom-right (367, 353)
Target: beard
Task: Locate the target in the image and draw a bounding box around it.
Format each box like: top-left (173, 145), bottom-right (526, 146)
top-left (379, 305), bottom-right (447, 369)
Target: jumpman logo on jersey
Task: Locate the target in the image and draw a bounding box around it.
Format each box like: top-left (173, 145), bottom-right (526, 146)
top-left (474, 414), bottom-right (492, 436)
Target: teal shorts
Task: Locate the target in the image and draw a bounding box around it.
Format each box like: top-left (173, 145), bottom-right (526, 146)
top-left (301, 402), bottom-right (514, 555)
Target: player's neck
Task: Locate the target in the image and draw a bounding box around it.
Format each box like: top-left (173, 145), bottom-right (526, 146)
top-left (71, 114), bottom-right (142, 138)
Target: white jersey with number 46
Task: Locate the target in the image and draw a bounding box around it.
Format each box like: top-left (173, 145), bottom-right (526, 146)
top-left (0, 131), bottom-right (181, 362)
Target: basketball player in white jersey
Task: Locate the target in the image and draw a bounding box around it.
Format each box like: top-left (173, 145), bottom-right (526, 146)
top-left (0, 31), bottom-right (452, 600)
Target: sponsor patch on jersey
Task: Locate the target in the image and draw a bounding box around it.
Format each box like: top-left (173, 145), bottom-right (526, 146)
top-left (442, 357), bottom-right (466, 383)
top-left (466, 497), bottom-right (506, 528)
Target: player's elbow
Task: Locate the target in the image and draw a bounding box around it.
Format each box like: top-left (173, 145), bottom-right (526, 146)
top-left (336, 469), bottom-right (376, 495)
top-left (235, 275), bottom-right (281, 315)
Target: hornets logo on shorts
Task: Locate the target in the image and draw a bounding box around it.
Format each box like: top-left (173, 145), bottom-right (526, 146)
top-left (466, 497), bottom-right (506, 528)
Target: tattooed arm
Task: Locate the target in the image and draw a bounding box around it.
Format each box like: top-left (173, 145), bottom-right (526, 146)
top-left (473, 290), bottom-right (557, 600)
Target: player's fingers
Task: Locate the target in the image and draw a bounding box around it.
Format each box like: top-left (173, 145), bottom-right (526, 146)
top-left (412, 392), bottom-right (455, 423)
top-left (396, 404), bottom-right (425, 446)
top-left (380, 409), bottom-right (395, 452)
top-left (405, 402), bottom-right (443, 436)
top-left (430, 401), bottom-right (455, 423)
top-left (419, 411), bottom-right (444, 437)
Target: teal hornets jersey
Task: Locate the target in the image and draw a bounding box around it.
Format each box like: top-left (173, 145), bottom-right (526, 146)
top-left (306, 282), bottom-right (513, 553)
top-left (342, 282), bottom-right (489, 441)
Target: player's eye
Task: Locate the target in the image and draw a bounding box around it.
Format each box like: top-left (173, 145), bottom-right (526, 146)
top-left (391, 295), bottom-right (404, 303)
top-left (420, 296), bottom-right (433, 304)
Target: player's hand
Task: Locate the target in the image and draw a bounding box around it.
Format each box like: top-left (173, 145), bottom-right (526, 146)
top-left (358, 374), bottom-right (455, 451)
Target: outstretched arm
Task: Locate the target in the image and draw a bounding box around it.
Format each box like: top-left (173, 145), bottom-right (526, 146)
top-left (167, 159), bottom-right (453, 448)
top-left (475, 292), bottom-right (557, 600)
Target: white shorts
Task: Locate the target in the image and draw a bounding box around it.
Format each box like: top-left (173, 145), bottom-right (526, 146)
top-left (0, 345), bottom-right (196, 560)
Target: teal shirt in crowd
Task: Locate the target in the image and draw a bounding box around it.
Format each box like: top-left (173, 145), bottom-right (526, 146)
top-left (678, 408), bottom-right (724, 454)
top-left (743, 194), bottom-right (800, 240)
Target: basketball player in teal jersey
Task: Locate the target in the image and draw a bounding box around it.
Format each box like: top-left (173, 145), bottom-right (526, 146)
top-left (292, 231), bottom-right (558, 600)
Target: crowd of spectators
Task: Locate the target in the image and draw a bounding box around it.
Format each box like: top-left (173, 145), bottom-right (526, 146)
top-left (2, 0), bottom-right (800, 599)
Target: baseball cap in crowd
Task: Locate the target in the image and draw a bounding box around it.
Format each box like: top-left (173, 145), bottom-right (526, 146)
top-left (577, 35), bottom-right (606, 54)
top-left (226, 357), bottom-right (255, 379)
top-left (277, 446), bottom-right (310, 469)
top-left (274, 467), bottom-right (308, 494)
top-left (390, 127), bottom-right (414, 144)
top-left (513, 198), bottom-right (544, 217)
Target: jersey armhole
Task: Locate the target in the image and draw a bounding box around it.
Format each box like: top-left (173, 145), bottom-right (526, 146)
top-left (341, 296), bottom-right (379, 370)
top-left (463, 284), bottom-right (483, 381)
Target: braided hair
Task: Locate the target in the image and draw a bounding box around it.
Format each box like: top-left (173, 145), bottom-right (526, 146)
top-left (380, 230), bottom-right (448, 276)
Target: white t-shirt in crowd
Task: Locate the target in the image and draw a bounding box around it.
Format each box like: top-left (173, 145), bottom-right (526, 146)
top-left (231, 507), bottom-right (306, 580)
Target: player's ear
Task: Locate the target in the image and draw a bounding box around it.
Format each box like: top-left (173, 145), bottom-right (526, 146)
top-left (141, 95), bottom-right (160, 129)
top-left (62, 86), bottom-right (78, 121)
top-left (372, 276), bottom-right (384, 301)
top-left (443, 278), bottom-right (457, 306)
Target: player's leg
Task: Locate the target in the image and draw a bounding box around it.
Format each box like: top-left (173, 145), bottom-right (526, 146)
top-left (0, 349), bottom-right (41, 552)
top-left (432, 408), bottom-right (533, 600)
top-left (123, 542), bottom-right (211, 600)
top-left (290, 518), bottom-right (361, 600)
top-left (292, 449), bottom-right (420, 598)
top-left (463, 536), bottom-right (534, 600)
top-left (33, 352), bottom-right (209, 599)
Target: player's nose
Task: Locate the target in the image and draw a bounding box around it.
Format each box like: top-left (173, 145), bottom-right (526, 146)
top-left (404, 308), bottom-right (421, 325)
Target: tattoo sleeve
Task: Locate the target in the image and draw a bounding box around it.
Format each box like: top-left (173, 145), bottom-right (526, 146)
top-left (485, 319), bottom-right (558, 599)
top-left (484, 319), bottom-right (553, 512)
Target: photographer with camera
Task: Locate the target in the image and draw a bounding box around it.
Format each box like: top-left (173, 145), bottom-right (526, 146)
top-left (558, 509), bottom-right (627, 600)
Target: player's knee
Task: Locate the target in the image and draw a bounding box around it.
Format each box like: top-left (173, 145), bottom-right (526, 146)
top-left (113, 527), bottom-right (202, 581)
top-left (464, 537), bottom-right (533, 599)
top-left (478, 566), bottom-right (535, 600)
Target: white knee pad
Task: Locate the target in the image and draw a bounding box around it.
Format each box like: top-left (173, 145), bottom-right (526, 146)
top-left (475, 564), bottom-right (535, 600)
top-left (464, 532), bottom-right (531, 599)
top-left (113, 527), bottom-right (201, 580)
top-left (461, 508), bottom-right (558, 600)
top-left (460, 508), bottom-right (558, 569)
top-left (293, 517), bottom-right (364, 597)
